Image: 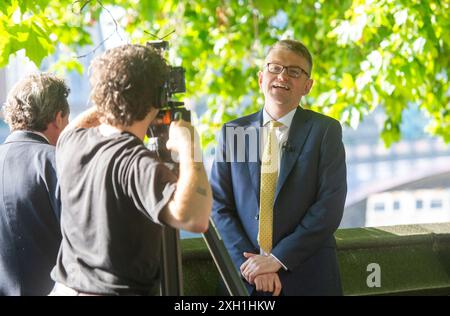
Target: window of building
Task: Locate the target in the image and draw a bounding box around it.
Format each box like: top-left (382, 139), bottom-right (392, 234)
top-left (374, 203), bottom-right (385, 212)
top-left (416, 200), bottom-right (424, 210)
top-left (393, 201), bottom-right (401, 211)
top-left (430, 199), bottom-right (443, 209)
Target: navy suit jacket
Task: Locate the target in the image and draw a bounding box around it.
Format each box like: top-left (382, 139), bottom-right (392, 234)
top-left (211, 107), bottom-right (347, 295)
top-left (0, 131), bottom-right (62, 295)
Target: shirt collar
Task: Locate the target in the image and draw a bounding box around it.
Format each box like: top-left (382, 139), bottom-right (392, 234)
top-left (262, 107), bottom-right (297, 129)
top-left (28, 130), bottom-right (50, 143)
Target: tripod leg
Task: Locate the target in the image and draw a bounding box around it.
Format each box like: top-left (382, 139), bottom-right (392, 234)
top-left (160, 226), bottom-right (184, 296)
top-left (202, 219), bottom-right (249, 296)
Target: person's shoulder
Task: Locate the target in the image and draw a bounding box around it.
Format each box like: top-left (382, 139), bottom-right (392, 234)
top-left (223, 111), bottom-right (261, 128)
top-left (16, 133), bottom-right (55, 153)
top-left (58, 127), bottom-right (88, 144)
top-left (10, 140), bottom-right (55, 166)
top-left (120, 141), bottom-right (170, 180)
top-left (116, 135), bottom-right (157, 162)
top-left (24, 140), bottom-right (58, 170)
top-left (35, 141), bottom-right (56, 154)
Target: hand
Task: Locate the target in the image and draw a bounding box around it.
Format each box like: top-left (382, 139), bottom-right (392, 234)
top-left (240, 252), bottom-right (282, 284)
top-left (66, 107), bottom-right (101, 131)
top-left (166, 120), bottom-right (201, 162)
top-left (254, 273), bottom-right (282, 296)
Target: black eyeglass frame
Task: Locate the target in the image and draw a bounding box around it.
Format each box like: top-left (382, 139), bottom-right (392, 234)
top-left (265, 62), bottom-right (310, 78)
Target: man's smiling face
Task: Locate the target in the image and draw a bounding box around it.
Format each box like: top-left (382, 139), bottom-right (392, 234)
top-left (258, 47), bottom-right (313, 113)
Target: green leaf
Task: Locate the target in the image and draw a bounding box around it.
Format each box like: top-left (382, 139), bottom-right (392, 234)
top-left (23, 32), bottom-right (54, 66)
top-left (0, 0), bottom-right (13, 14)
top-left (381, 119), bottom-right (401, 147)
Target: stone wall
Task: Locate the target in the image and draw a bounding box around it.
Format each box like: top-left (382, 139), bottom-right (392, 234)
top-left (181, 223), bottom-right (450, 295)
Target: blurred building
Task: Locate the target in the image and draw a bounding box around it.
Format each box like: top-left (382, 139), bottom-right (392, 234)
top-left (342, 107), bottom-right (450, 228)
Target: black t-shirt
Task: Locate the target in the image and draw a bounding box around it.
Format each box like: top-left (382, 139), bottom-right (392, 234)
top-left (51, 127), bottom-right (177, 295)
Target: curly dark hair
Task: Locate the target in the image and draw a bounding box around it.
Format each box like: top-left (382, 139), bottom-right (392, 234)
top-left (89, 44), bottom-right (169, 126)
top-left (2, 72), bottom-right (70, 132)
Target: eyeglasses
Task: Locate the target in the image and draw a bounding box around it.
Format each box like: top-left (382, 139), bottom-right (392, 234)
top-left (265, 63), bottom-right (309, 78)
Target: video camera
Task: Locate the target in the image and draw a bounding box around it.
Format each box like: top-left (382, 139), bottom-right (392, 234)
top-left (146, 40), bottom-right (190, 162)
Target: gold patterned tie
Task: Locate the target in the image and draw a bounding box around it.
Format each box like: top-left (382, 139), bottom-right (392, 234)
top-left (258, 120), bottom-right (283, 254)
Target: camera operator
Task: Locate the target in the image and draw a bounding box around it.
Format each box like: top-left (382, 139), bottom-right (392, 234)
top-left (49, 44), bottom-right (212, 296)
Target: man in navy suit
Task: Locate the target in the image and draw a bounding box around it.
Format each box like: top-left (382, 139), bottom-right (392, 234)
top-left (211, 40), bottom-right (347, 296)
top-left (0, 73), bottom-right (70, 295)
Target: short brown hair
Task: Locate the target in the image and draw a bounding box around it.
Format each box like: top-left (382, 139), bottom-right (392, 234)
top-left (89, 44), bottom-right (169, 126)
top-left (269, 39), bottom-right (313, 75)
top-left (2, 73), bottom-right (70, 131)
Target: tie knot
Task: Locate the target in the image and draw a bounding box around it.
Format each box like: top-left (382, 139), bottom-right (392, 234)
top-left (269, 120), bottom-right (283, 129)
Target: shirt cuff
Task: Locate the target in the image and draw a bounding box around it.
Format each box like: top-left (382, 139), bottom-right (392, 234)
top-left (270, 253), bottom-right (288, 271)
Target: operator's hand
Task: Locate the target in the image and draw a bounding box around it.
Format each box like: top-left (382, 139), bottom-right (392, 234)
top-left (166, 120), bottom-right (200, 163)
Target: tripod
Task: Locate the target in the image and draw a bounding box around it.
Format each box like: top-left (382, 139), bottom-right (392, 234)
top-left (160, 218), bottom-right (249, 296)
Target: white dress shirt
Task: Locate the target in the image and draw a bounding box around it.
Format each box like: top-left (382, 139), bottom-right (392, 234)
top-left (262, 107), bottom-right (296, 175)
top-left (259, 107), bottom-right (298, 270)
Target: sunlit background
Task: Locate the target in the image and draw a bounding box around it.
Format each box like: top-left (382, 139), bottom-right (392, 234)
top-left (1, 1), bottom-right (449, 234)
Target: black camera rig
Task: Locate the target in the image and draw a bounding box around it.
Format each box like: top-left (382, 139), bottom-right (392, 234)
top-left (146, 40), bottom-right (190, 162)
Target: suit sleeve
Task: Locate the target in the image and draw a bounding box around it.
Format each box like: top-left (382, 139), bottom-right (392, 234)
top-left (210, 125), bottom-right (258, 272)
top-left (46, 157), bottom-right (62, 222)
top-left (271, 120), bottom-right (347, 271)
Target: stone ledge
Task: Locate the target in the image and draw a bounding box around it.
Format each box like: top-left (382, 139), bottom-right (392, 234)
top-left (181, 222), bottom-right (450, 296)
top-left (336, 223), bottom-right (450, 250)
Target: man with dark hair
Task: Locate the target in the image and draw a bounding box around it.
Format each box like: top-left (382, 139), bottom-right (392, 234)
top-left (0, 73), bottom-right (70, 295)
top-left (50, 44), bottom-right (212, 296)
top-left (211, 39), bottom-right (347, 295)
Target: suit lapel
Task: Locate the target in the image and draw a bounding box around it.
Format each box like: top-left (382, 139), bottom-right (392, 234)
top-left (275, 108), bottom-right (312, 200)
top-left (246, 111), bottom-right (263, 201)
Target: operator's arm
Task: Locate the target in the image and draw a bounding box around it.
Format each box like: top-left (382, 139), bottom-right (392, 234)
top-left (159, 120), bottom-right (212, 233)
top-left (61, 107), bottom-right (101, 135)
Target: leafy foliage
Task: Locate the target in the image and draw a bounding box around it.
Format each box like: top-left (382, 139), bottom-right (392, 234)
top-left (1, 0), bottom-right (449, 146)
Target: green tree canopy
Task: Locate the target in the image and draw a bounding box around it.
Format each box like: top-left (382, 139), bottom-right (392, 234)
top-left (1, 0), bottom-right (449, 146)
